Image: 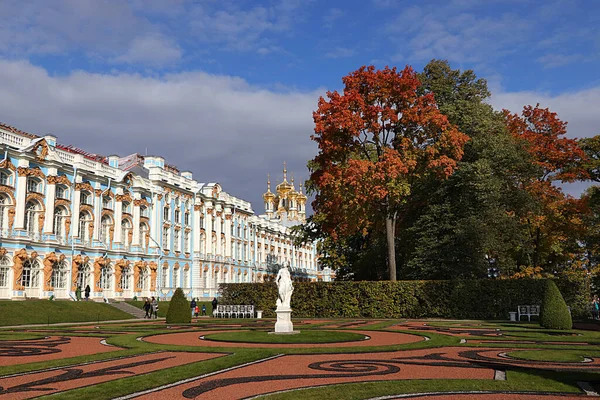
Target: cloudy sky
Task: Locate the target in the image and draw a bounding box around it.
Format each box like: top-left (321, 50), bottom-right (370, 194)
top-left (0, 0), bottom-right (598, 210)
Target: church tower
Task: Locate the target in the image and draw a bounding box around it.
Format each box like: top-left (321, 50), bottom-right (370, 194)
top-left (263, 162), bottom-right (306, 224)
top-left (262, 174), bottom-right (275, 219)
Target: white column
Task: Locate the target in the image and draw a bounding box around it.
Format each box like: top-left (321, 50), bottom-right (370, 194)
top-left (93, 192), bottom-right (102, 240)
top-left (150, 194), bottom-right (160, 249)
top-left (14, 166), bottom-right (28, 229)
top-left (114, 199), bottom-right (123, 243)
top-left (193, 206), bottom-right (201, 252)
top-left (215, 211), bottom-right (222, 255)
top-left (43, 182), bottom-right (56, 233)
top-left (132, 201), bottom-right (141, 245)
top-left (205, 207), bottom-right (213, 254)
top-left (71, 188), bottom-right (81, 237)
top-left (224, 210), bottom-right (232, 258)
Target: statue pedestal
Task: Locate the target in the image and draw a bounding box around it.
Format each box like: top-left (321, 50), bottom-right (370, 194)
top-left (274, 308), bottom-right (294, 333)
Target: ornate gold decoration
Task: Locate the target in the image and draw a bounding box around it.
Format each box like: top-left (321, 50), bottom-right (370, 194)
top-left (145, 231), bottom-right (150, 249)
top-left (18, 166), bottom-right (44, 178)
top-left (101, 209), bottom-right (114, 219)
top-left (55, 199), bottom-right (70, 208)
top-left (148, 261), bottom-right (157, 291)
top-left (114, 259), bottom-right (130, 293)
top-left (12, 249), bottom-right (28, 290)
top-left (184, 253), bottom-right (190, 258)
top-left (0, 158), bottom-right (16, 171)
top-left (109, 225), bottom-right (114, 244)
top-left (194, 204), bottom-right (202, 211)
top-left (162, 261), bottom-right (169, 268)
top-left (94, 189), bottom-right (103, 196)
top-left (206, 208), bottom-right (213, 215)
top-left (26, 192), bottom-right (45, 205)
top-left (156, 194), bottom-right (163, 201)
top-left (122, 172), bottom-right (133, 188)
top-left (32, 140), bottom-right (49, 162)
top-left (225, 214), bottom-right (232, 220)
top-left (216, 211), bottom-right (222, 217)
top-left (88, 221), bottom-right (94, 241)
top-left (80, 204), bottom-right (93, 215)
top-left (94, 257), bottom-right (109, 292)
top-left (0, 248), bottom-right (6, 257)
top-left (47, 175), bottom-right (70, 185)
top-left (75, 182), bottom-right (94, 193)
top-left (71, 254), bottom-right (89, 291)
top-left (42, 252), bottom-right (58, 291)
top-left (38, 213), bottom-right (45, 234)
top-left (133, 198), bottom-right (149, 208)
top-left (173, 262), bottom-right (180, 270)
top-left (184, 263), bottom-right (190, 271)
top-left (116, 192), bottom-right (132, 203)
top-left (134, 260), bottom-right (147, 291)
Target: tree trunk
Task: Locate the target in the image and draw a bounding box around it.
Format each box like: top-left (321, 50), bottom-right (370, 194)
top-left (386, 215), bottom-right (396, 281)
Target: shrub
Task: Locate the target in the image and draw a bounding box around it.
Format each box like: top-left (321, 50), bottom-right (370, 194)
top-left (540, 280), bottom-right (572, 330)
top-left (166, 288), bottom-right (191, 324)
top-left (220, 277), bottom-right (585, 320)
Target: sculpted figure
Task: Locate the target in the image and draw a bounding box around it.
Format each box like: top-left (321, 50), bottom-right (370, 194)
top-left (94, 257), bottom-right (108, 291)
top-left (275, 266), bottom-right (293, 310)
top-left (43, 252), bottom-right (58, 291)
top-left (72, 254), bottom-right (83, 291)
top-left (12, 249), bottom-right (28, 290)
top-left (149, 262), bottom-right (157, 291)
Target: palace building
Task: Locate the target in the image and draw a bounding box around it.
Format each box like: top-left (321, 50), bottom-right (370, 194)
top-left (0, 122), bottom-right (332, 302)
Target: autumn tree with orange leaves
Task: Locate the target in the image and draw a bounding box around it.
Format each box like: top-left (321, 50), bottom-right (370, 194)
top-left (504, 105), bottom-right (588, 270)
top-left (308, 66), bottom-right (469, 280)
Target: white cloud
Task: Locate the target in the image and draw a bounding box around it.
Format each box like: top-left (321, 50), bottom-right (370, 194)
top-left (115, 34), bottom-right (182, 66)
top-left (325, 47), bottom-right (355, 59)
top-left (0, 60), bottom-right (322, 210)
top-left (323, 8), bottom-right (345, 28)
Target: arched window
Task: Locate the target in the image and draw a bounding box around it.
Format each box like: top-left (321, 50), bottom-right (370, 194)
top-left (162, 226), bottom-right (169, 249)
top-left (138, 267), bottom-right (149, 290)
top-left (100, 215), bottom-right (112, 244)
top-left (80, 191), bottom-right (91, 206)
top-left (0, 170), bottom-right (11, 186)
top-left (174, 209), bottom-right (180, 223)
top-left (78, 211), bottom-right (92, 241)
top-left (183, 268), bottom-right (189, 288)
top-left (25, 200), bottom-right (41, 235)
top-left (123, 201), bottom-right (131, 214)
top-left (56, 185), bottom-right (69, 200)
top-left (161, 266), bottom-right (168, 288)
top-left (140, 223), bottom-right (149, 249)
top-left (53, 206), bottom-right (68, 239)
top-left (0, 195), bottom-right (10, 233)
top-left (184, 212), bottom-right (190, 226)
top-left (50, 260), bottom-right (68, 289)
top-left (102, 195), bottom-right (112, 209)
top-left (27, 178), bottom-right (41, 193)
top-left (163, 206), bottom-right (170, 221)
top-left (140, 206), bottom-right (149, 218)
top-left (173, 229), bottom-right (180, 251)
top-left (100, 264), bottom-right (111, 290)
top-left (120, 266), bottom-right (130, 290)
top-left (173, 266), bottom-right (180, 288)
top-left (121, 219), bottom-right (132, 245)
top-left (21, 259), bottom-right (39, 288)
top-left (0, 256), bottom-right (10, 287)
top-left (76, 261), bottom-right (91, 289)
top-left (200, 233), bottom-right (206, 254)
top-left (184, 231), bottom-right (190, 253)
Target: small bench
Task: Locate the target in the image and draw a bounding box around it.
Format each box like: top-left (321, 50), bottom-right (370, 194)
top-left (213, 304), bottom-right (255, 318)
top-left (517, 305), bottom-right (540, 321)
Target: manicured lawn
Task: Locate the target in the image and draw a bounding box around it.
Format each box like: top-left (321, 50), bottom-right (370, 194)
top-left (204, 330), bottom-right (368, 344)
top-left (507, 349), bottom-right (590, 362)
top-left (0, 300), bottom-right (133, 326)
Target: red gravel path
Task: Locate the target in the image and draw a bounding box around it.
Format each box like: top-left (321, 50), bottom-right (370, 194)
top-left (143, 329), bottom-right (423, 348)
top-left (391, 394), bottom-right (584, 399)
top-left (138, 349), bottom-right (494, 400)
top-left (0, 351), bottom-right (224, 400)
top-left (0, 336), bottom-right (120, 366)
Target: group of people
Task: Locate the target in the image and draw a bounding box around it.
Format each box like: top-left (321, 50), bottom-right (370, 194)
top-left (592, 295), bottom-right (599, 320)
top-left (143, 297), bottom-right (159, 319)
top-left (190, 298), bottom-right (212, 318)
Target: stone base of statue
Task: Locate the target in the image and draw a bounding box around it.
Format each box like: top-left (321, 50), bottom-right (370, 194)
top-left (272, 308), bottom-right (297, 334)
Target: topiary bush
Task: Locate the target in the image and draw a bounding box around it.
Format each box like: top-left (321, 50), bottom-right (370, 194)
top-left (540, 280), bottom-right (572, 330)
top-left (166, 288), bottom-right (191, 324)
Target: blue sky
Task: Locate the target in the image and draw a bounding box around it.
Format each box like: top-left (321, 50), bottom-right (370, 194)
top-left (0, 0), bottom-right (598, 208)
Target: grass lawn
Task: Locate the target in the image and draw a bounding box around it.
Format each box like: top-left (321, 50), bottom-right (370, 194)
top-left (0, 300), bottom-right (133, 326)
top-left (204, 330), bottom-right (368, 344)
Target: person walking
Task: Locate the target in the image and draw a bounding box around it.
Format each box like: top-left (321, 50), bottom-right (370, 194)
top-left (143, 298), bottom-right (152, 319)
top-left (151, 296), bottom-right (159, 319)
top-left (211, 297), bottom-right (218, 316)
top-left (201, 304), bottom-right (207, 316)
top-left (190, 298), bottom-right (197, 319)
top-left (84, 285), bottom-right (91, 301)
top-left (593, 295), bottom-right (599, 320)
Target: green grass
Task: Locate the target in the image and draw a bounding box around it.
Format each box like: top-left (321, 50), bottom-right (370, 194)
top-left (0, 300), bottom-right (133, 326)
top-left (204, 330), bottom-right (369, 344)
top-left (507, 349), bottom-right (591, 362)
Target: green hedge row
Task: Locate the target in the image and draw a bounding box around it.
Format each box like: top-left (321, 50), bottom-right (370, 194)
top-left (220, 277), bottom-right (589, 320)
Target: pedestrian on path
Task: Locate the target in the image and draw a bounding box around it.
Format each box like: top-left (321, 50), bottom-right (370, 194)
top-left (84, 285), bottom-right (90, 301)
top-left (144, 298), bottom-right (152, 318)
top-left (190, 298), bottom-right (197, 319)
top-left (151, 297), bottom-right (159, 319)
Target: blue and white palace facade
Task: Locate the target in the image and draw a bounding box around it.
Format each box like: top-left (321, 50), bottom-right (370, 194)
top-left (0, 122), bottom-right (331, 301)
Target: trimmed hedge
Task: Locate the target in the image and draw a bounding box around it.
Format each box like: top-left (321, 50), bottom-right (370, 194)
top-left (540, 280), bottom-right (572, 330)
top-left (166, 288), bottom-right (191, 324)
top-left (220, 277), bottom-right (588, 320)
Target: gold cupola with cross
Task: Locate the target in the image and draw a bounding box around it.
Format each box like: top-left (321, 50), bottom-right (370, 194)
top-left (264, 162), bottom-right (307, 224)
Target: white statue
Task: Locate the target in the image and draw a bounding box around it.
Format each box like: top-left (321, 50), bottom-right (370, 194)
top-left (276, 266), bottom-right (293, 310)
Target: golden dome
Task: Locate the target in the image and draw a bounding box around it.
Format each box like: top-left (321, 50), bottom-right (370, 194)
top-left (276, 162), bottom-right (293, 194)
top-left (263, 174), bottom-right (275, 201)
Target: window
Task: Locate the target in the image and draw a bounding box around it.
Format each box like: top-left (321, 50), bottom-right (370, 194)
top-left (161, 266), bottom-right (168, 288)
top-left (183, 268), bottom-right (189, 288)
top-left (162, 226), bottom-right (169, 249)
top-left (80, 192), bottom-right (91, 205)
top-left (53, 207), bottom-right (68, 238)
top-left (27, 178), bottom-right (41, 193)
top-left (173, 229), bottom-right (180, 251)
top-left (163, 206), bottom-right (169, 222)
top-left (50, 261), bottom-right (67, 289)
top-left (138, 268), bottom-right (148, 290)
top-left (140, 223), bottom-right (149, 249)
top-left (100, 265), bottom-right (111, 290)
top-left (21, 259), bottom-right (38, 288)
top-left (25, 201), bottom-right (41, 234)
top-left (100, 215), bottom-right (112, 244)
top-left (174, 209), bottom-right (180, 223)
top-left (0, 171), bottom-right (9, 186)
top-left (56, 186), bottom-right (68, 200)
top-left (141, 206), bottom-right (149, 217)
top-left (173, 267), bottom-right (180, 288)
top-left (121, 219), bottom-right (132, 245)
top-left (76, 262), bottom-right (91, 289)
top-left (78, 212), bottom-right (92, 241)
top-left (120, 267), bottom-right (130, 290)
top-left (102, 196), bottom-right (112, 209)
top-left (184, 212), bottom-right (190, 226)
top-left (200, 216), bottom-right (204, 229)
top-left (0, 256), bottom-right (10, 287)
top-left (122, 202), bottom-right (131, 214)
top-left (184, 231), bottom-right (190, 253)
top-left (0, 195), bottom-right (9, 232)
